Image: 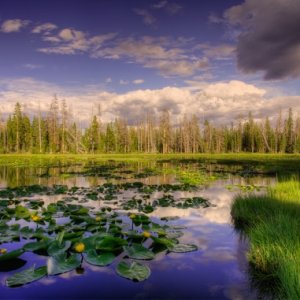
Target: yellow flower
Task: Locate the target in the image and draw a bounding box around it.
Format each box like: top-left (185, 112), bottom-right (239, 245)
top-left (74, 242), bottom-right (85, 253)
top-left (142, 231), bottom-right (151, 238)
top-left (31, 215), bottom-right (41, 222)
top-left (129, 214), bottom-right (136, 219)
top-left (0, 248), bottom-right (7, 255)
top-left (95, 216), bottom-right (101, 222)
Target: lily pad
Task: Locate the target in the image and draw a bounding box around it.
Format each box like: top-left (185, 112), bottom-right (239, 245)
top-left (124, 244), bottom-right (155, 260)
top-left (47, 253), bottom-right (81, 275)
top-left (6, 265), bottom-right (47, 287)
top-left (23, 241), bottom-right (49, 252)
top-left (84, 250), bottom-right (115, 266)
top-left (168, 243), bottom-right (198, 253)
top-left (116, 261), bottom-right (151, 282)
top-left (47, 240), bottom-right (71, 256)
top-left (0, 249), bottom-right (25, 262)
top-left (96, 236), bottom-right (127, 252)
top-left (15, 206), bottom-right (30, 219)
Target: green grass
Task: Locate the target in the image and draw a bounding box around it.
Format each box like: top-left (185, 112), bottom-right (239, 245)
top-left (0, 153), bottom-right (299, 172)
top-left (231, 179), bottom-right (300, 299)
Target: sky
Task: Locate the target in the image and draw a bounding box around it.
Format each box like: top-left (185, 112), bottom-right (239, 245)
top-left (0, 0), bottom-right (300, 125)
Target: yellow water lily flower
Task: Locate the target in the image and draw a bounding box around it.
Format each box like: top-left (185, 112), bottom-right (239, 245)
top-left (0, 248), bottom-right (7, 255)
top-left (95, 216), bottom-right (101, 222)
top-left (142, 231), bottom-right (151, 238)
top-left (129, 214), bottom-right (136, 219)
top-left (31, 215), bottom-right (41, 222)
top-left (74, 242), bottom-right (85, 253)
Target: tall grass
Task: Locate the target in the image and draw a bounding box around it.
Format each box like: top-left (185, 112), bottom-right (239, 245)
top-left (231, 179), bottom-right (300, 299)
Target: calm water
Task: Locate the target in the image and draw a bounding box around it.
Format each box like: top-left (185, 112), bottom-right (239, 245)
top-left (0, 162), bottom-right (275, 299)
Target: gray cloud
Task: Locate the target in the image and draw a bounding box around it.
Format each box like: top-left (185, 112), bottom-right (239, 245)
top-left (224, 0), bottom-right (300, 80)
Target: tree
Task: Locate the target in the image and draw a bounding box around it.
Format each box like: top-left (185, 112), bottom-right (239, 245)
top-left (285, 108), bottom-right (294, 153)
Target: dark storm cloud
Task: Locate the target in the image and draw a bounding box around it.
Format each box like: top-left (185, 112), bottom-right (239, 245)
top-left (224, 0), bottom-right (300, 80)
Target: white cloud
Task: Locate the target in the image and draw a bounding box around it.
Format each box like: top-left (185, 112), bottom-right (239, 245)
top-left (93, 36), bottom-right (206, 77)
top-left (133, 79), bottom-right (144, 84)
top-left (38, 30), bottom-right (117, 55)
top-left (1, 19), bottom-right (29, 33)
top-left (32, 23), bottom-right (57, 34)
top-left (9, 19), bottom-right (208, 77)
top-left (202, 80), bottom-right (266, 98)
top-left (0, 78), bottom-right (299, 127)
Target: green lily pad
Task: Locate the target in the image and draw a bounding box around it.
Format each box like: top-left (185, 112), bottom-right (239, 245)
top-left (168, 243), bottom-right (198, 253)
top-left (47, 253), bottom-right (81, 275)
top-left (124, 244), bottom-right (155, 260)
top-left (6, 265), bottom-right (47, 287)
top-left (23, 241), bottom-right (49, 252)
top-left (116, 261), bottom-right (151, 282)
top-left (47, 240), bottom-right (71, 256)
top-left (96, 236), bottom-right (127, 252)
top-left (84, 250), bottom-right (115, 266)
top-left (151, 237), bottom-right (176, 248)
top-left (0, 249), bottom-right (25, 262)
top-left (15, 205), bottom-right (30, 219)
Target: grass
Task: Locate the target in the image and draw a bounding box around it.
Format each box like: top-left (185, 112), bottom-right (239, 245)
top-left (0, 153), bottom-right (299, 173)
top-left (231, 179), bottom-right (300, 299)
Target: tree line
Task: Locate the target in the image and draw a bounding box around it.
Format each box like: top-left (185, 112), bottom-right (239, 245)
top-left (0, 98), bottom-right (299, 154)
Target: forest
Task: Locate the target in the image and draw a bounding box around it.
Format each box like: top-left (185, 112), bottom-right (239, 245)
top-left (0, 98), bottom-right (299, 154)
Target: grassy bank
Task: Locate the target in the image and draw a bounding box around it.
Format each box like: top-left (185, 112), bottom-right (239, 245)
top-left (231, 179), bottom-right (300, 299)
top-left (0, 153), bottom-right (299, 171)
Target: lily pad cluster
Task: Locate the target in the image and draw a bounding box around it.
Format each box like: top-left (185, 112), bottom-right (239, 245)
top-left (0, 195), bottom-right (198, 287)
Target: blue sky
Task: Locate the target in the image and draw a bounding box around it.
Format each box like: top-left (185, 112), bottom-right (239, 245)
top-left (0, 0), bottom-right (300, 124)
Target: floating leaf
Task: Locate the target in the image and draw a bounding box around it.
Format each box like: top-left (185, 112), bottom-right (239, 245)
top-left (6, 265), bottom-right (47, 287)
top-left (96, 236), bottom-right (127, 252)
top-left (15, 206), bottom-right (30, 219)
top-left (151, 237), bottom-right (176, 248)
top-left (168, 243), bottom-right (198, 253)
top-left (23, 241), bottom-right (49, 252)
top-left (0, 249), bottom-right (24, 262)
top-left (47, 253), bottom-right (81, 275)
top-left (47, 240), bottom-right (71, 256)
top-left (84, 250), bottom-right (115, 266)
top-left (116, 261), bottom-right (150, 282)
top-left (124, 244), bottom-right (155, 260)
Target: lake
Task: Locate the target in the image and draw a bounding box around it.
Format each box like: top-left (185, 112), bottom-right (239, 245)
top-left (0, 159), bottom-right (277, 299)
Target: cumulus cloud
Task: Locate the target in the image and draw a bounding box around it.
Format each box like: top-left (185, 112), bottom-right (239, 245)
top-left (1, 19), bottom-right (29, 33)
top-left (1, 78), bottom-right (299, 126)
top-left (223, 0), bottom-right (300, 80)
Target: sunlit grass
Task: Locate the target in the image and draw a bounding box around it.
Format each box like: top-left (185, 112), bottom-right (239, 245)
top-left (231, 179), bottom-right (300, 299)
top-left (0, 153), bottom-right (300, 170)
